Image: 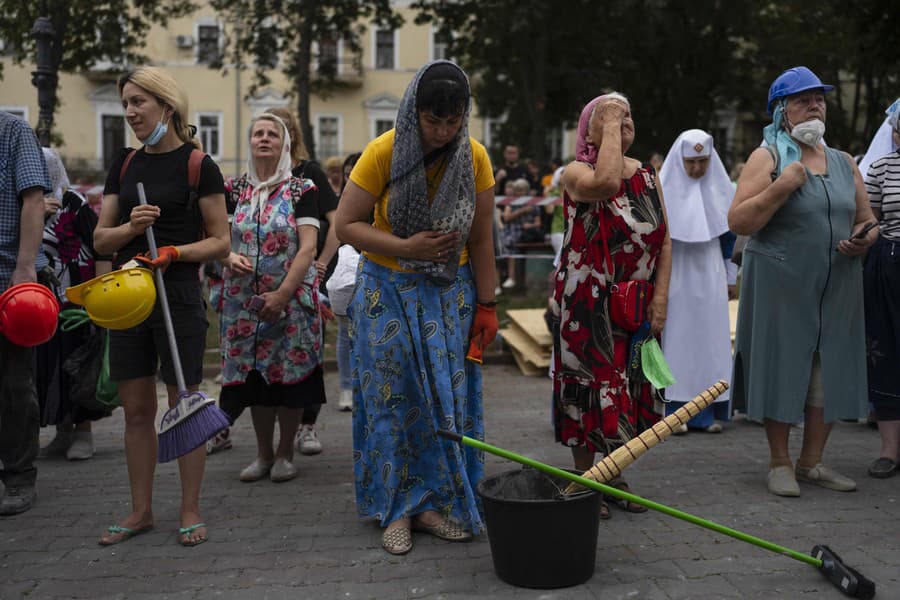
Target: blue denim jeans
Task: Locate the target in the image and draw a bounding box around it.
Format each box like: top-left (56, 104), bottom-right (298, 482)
top-left (336, 315), bottom-right (352, 390)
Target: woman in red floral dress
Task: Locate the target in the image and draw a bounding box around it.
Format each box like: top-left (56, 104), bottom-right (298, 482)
top-left (550, 93), bottom-right (672, 517)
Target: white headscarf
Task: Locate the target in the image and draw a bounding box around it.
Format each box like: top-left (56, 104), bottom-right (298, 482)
top-left (659, 129), bottom-right (732, 243)
top-left (858, 98), bottom-right (900, 181)
top-left (245, 113), bottom-right (293, 217)
top-left (42, 147), bottom-right (70, 200)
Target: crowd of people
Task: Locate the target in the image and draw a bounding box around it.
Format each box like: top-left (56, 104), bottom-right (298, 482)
top-left (1, 61), bottom-right (897, 566)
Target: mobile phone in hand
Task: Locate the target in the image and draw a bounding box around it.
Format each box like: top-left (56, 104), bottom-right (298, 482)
top-left (851, 221), bottom-right (877, 240)
top-left (248, 295), bottom-right (265, 314)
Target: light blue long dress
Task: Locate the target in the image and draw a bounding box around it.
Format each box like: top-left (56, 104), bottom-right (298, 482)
top-left (732, 147), bottom-right (868, 423)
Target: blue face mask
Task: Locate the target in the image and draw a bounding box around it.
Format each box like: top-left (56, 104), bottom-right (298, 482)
top-left (140, 115), bottom-right (169, 146)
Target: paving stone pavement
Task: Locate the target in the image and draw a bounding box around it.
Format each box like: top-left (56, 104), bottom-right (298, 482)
top-left (2, 364), bottom-right (898, 599)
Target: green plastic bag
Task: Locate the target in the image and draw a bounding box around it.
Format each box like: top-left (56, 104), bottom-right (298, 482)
top-left (95, 330), bottom-right (121, 410)
top-left (640, 338), bottom-right (676, 389)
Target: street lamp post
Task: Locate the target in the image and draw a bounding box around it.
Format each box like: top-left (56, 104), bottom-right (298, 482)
top-left (31, 16), bottom-right (56, 148)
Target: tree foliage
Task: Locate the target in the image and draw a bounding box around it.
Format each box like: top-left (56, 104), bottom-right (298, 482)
top-left (414, 0), bottom-right (899, 164)
top-left (0, 0), bottom-right (197, 133)
top-left (211, 0), bottom-right (402, 161)
top-left (749, 0), bottom-right (900, 155)
top-left (414, 0), bottom-right (755, 164)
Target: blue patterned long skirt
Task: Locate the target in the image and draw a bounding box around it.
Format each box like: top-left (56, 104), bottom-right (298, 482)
top-left (349, 259), bottom-right (485, 533)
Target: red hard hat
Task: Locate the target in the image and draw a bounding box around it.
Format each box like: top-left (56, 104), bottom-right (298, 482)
top-left (0, 283), bottom-right (60, 347)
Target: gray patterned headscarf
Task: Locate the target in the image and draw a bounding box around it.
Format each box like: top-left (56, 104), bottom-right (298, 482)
top-left (387, 60), bottom-right (475, 284)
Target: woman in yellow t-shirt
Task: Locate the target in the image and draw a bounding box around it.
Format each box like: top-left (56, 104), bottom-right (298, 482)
top-left (335, 61), bottom-right (497, 556)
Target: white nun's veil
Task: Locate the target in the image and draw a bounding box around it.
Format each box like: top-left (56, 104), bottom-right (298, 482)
top-left (659, 129), bottom-right (733, 243)
top-left (858, 99), bottom-right (900, 181)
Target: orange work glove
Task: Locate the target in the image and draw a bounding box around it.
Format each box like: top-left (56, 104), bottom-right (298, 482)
top-left (466, 303), bottom-right (498, 364)
top-left (319, 301), bottom-right (335, 322)
top-left (135, 246), bottom-right (180, 271)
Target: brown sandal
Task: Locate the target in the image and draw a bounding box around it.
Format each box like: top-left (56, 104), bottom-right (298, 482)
top-left (609, 480), bottom-right (647, 513)
top-left (599, 499), bottom-right (611, 520)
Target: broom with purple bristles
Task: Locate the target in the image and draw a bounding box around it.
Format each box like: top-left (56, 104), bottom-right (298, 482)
top-left (137, 183), bottom-right (230, 463)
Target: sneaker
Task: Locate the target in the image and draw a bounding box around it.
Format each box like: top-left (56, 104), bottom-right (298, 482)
top-left (501, 278), bottom-right (516, 289)
top-left (0, 485), bottom-right (36, 516)
top-left (494, 286), bottom-right (502, 297)
top-left (795, 463), bottom-right (856, 491)
top-left (338, 389), bottom-right (353, 412)
top-left (206, 429), bottom-right (232, 455)
top-left (38, 432), bottom-right (72, 458)
top-left (705, 422), bottom-right (723, 433)
top-left (296, 425), bottom-right (322, 455)
top-left (239, 458), bottom-right (274, 482)
top-left (270, 458), bottom-right (298, 482)
top-left (66, 432), bottom-right (94, 460)
top-left (767, 466), bottom-right (800, 497)
top-left (673, 423), bottom-right (688, 435)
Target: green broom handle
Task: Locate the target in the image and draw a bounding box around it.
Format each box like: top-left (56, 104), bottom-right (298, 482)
top-left (440, 430), bottom-right (821, 568)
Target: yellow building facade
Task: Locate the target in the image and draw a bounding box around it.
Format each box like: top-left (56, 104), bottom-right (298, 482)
top-left (1, 2), bottom-right (555, 181)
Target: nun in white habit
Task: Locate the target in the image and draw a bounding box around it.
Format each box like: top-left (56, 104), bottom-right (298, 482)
top-left (659, 129), bottom-right (734, 432)
top-left (858, 99), bottom-right (900, 182)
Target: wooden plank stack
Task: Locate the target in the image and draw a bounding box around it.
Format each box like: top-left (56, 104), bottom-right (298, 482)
top-left (500, 308), bottom-right (552, 376)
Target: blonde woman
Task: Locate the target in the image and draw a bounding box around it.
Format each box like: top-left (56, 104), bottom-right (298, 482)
top-left (93, 66), bottom-right (230, 546)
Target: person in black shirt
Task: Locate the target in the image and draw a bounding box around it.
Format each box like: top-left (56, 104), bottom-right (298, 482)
top-left (94, 67), bottom-right (230, 547)
top-left (494, 144), bottom-right (534, 195)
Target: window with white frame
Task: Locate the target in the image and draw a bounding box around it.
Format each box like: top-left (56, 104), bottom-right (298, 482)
top-left (365, 93), bottom-right (400, 141)
top-left (431, 28), bottom-right (451, 61)
top-left (316, 115), bottom-right (341, 158)
top-left (483, 117), bottom-right (506, 153)
top-left (374, 119), bottom-right (394, 138)
top-left (0, 106), bottom-right (28, 121)
top-left (197, 112), bottom-right (222, 159)
top-left (318, 34), bottom-right (339, 76)
top-left (101, 114), bottom-right (126, 172)
top-left (374, 28), bottom-right (396, 70)
top-left (196, 24), bottom-right (221, 65)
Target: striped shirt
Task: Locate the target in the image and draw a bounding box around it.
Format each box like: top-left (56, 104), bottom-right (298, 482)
top-left (866, 149), bottom-right (900, 242)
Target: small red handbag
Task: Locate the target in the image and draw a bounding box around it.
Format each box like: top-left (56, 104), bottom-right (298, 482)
top-left (598, 209), bottom-right (654, 332)
top-left (608, 279), bottom-right (653, 332)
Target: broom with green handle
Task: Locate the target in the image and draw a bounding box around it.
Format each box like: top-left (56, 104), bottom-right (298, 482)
top-left (437, 427), bottom-right (876, 599)
top-left (562, 380), bottom-right (728, 493)
top-left (137, 182), bottom-right (230, 463)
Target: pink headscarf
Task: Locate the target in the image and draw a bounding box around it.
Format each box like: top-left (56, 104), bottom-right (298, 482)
top-left (575, 93), bottom-right (628, 165)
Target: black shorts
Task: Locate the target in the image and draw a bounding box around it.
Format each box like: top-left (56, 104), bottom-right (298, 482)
top-left (109, 280), bottom-right (208, 386)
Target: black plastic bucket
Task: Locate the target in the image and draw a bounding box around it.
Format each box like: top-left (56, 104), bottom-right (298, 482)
top-left (477, 467), bottom-right (602, 588)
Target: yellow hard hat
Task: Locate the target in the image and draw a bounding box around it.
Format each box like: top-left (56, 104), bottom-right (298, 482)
top-left (65, 268), bottom-right (157, 330)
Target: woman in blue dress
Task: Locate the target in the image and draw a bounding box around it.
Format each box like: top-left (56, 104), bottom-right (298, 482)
top-left (335, 61), bottom-right (498, 555)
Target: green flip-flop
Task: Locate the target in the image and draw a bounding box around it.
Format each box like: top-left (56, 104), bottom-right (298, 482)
top-left (178, 522), bottom-right (208, 547)
top-left (99, 524), bottom-right (153, 546)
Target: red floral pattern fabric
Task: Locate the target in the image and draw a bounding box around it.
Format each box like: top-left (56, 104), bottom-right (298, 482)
top-left (551, 165), bottom-right (666, 453)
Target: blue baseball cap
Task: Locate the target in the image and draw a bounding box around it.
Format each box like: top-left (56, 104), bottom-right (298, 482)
top-left (767, 66), bottom-right (834, 116)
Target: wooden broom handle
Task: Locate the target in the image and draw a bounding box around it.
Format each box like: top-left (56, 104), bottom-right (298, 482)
top-left (564, 380), bottom-right (729, 493)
